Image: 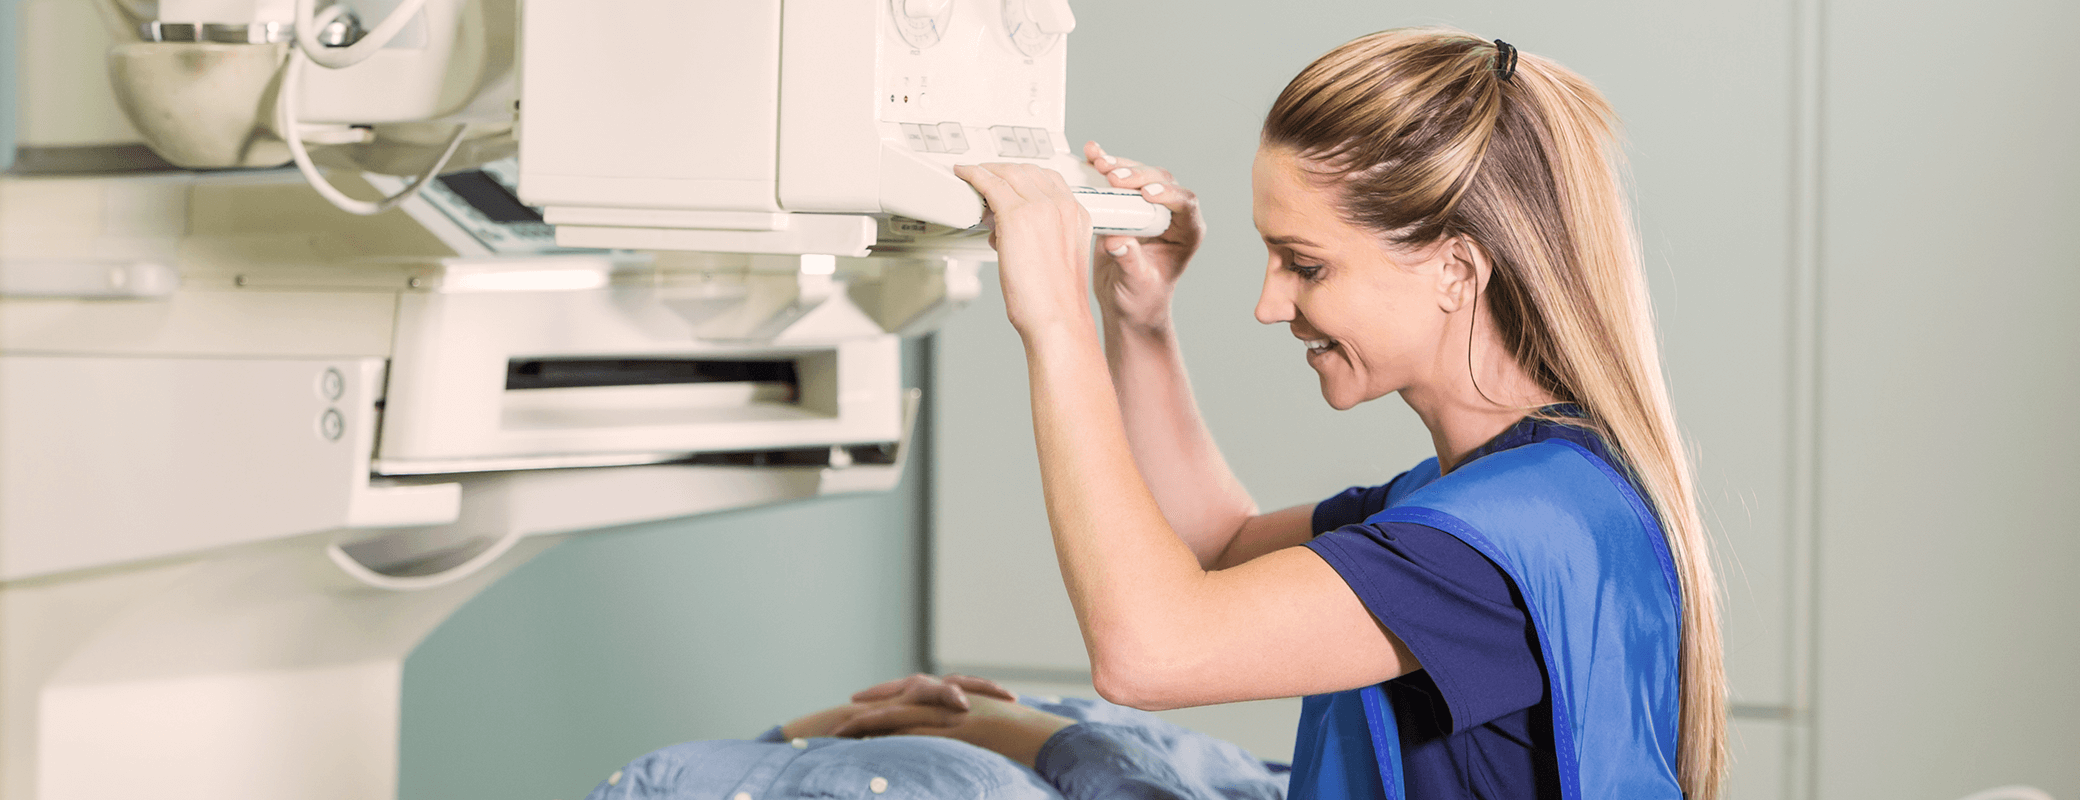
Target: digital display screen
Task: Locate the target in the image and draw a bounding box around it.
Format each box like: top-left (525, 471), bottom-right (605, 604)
top-left (437, 170), bottom-right (543, 223)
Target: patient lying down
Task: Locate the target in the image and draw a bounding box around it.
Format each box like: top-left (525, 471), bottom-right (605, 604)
top-left (584, 674), bottom-right (1287, 800)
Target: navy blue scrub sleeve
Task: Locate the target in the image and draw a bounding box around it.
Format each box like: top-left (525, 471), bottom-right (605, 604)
top-left (1303, 481), bottom-right (1560, 799)
top-left (1306, 522), bottom-right (1546, 733)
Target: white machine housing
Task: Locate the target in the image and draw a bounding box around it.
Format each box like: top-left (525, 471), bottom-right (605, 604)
top-left (0, 1), bottom-right (1135, 798)
top-left (519, 0), bottom-right (1157, 255)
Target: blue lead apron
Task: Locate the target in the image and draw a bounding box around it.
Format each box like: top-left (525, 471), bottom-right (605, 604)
top-left (1288, 440), bottom-right (1685, 800)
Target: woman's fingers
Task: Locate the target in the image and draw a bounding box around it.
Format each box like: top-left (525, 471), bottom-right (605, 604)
top-left (985, 162), bottom-right (1072, 201)
top-left (1087, 141), bottom-right (1171, 183)
top-left (1085, 140), bottom-right (1150, 172)
top-left (954, 163), bottom-right (1023, 211)
top-left (957, 162), bottom-right (1080, 220)
top-left (959, 162), bottom-right (1088, 233)
top-left (1083, 142), bottom-right (1197, 227)
top-left (1110, 169), bottom-right (1196, 216)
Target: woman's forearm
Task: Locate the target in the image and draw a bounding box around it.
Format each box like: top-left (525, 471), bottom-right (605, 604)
top-left (1102, 315), bottom-right (1259, 568)
top-left (1022, 319), bottom-right (1215, 694)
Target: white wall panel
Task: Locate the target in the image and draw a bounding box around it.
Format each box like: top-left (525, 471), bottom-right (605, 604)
top-left (1812, 1), bottom-right (2080, 797)
top-left (1727, 717), bottom-right (1791, 800)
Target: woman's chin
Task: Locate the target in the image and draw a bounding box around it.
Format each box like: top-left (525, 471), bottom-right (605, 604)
top-left (1315, 378), bottom-right (1364, 411)
top-left (1313, 370), bottom-right (1395, 411)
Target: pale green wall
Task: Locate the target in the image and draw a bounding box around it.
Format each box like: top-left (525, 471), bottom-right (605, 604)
top-left (399, 344), bottom-right (930, 800)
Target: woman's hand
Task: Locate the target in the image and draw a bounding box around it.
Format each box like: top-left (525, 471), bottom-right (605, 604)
top-left (953, 162), bottom-right (1095, 338)
top-left (1086, 141), bottom-right (1205, 334)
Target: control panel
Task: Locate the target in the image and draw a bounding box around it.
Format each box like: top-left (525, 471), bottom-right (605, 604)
top-left (877, 0), bottom-right (1075, 162)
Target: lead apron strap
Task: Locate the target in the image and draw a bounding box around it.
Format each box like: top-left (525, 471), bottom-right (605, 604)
top-left (1289, 686), bottom-right (1402, 800)
top-left (1358, 685), bottom-right (1406, 800)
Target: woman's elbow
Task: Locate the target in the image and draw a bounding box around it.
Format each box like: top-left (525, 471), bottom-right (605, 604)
top-left (1090, 658), bottom-right (1192, 711)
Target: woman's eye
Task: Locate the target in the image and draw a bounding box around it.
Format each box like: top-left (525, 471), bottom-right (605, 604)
top-left (1289, 262), bottom-right (1325, 281)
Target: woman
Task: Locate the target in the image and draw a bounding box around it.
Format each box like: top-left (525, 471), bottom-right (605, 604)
top-left (951, 28), bottom-right (1725, 800)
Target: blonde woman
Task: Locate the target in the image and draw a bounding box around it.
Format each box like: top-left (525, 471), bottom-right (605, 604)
top-left (952, 28), bottom-right (1725, 800)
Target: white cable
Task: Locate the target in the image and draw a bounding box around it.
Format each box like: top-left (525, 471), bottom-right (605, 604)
top-left (293, 0), bottom-right (431, 70)
top-left (275, 49), bottom-right (469, 216)
top-left (325, 526), bottom-right (530, 592)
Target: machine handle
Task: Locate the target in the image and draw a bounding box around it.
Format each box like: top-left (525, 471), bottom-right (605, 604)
top-left (1072, 186), bottom-right (1172, 238)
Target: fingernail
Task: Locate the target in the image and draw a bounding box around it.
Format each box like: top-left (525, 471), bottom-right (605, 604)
top-left (1144, 183), bottom-right (1166, 196)
top-left (1110, 167), bottom-right (1132, 180)
top-left (1106, 244), bottom-right (1130, 257)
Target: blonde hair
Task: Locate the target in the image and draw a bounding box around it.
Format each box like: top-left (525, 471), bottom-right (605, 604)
top-left (1263, 28), bottom-right (1726, 798)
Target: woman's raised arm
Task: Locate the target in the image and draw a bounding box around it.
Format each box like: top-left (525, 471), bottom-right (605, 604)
top-left (952, 161), bottom-right (1413, 709)
top-left (1084, 142), bottom-right (1316, 569)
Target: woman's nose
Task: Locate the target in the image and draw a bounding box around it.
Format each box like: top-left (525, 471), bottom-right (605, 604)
top-left (1255, 271), bottom-right (1294, 325)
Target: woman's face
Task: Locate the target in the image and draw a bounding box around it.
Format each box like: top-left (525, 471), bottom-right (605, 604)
top-left (1251, 147), bottom-right (1460, 411)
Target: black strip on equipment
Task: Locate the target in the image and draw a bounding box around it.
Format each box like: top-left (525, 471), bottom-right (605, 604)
top-left (438, 170), bottom-right (545, 223)
top-left (505, 358), bottom-right (800, 391)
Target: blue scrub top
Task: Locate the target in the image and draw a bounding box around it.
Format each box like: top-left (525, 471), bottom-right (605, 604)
top-left (1298, 412), bottom-right (1659, 800)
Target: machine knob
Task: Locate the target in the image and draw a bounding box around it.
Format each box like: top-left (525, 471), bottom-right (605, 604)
top-left (1029, 0), bottom-right (1075, 34)
top-left (892, 0), bottom-right (955, 49)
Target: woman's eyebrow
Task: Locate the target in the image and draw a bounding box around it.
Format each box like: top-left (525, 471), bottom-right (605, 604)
top-left (1264, 235), bottom-right (1323, 247)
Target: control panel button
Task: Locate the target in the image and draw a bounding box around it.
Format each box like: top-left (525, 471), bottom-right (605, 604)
top-left (900, 123), bottom-right (928, 151)
top-left (938, 123), bottom-right (970, 153)
top-left (1012, 127), bottom-right (1038, 157)
top-left (919, 124), bottom-right (946, 152)
top-left (991, 126), bottom-right (1022, 157)
top-left (319, 408), bottom-right (345, 442)
top-left (1025, 128), bottom-right (1055, 157)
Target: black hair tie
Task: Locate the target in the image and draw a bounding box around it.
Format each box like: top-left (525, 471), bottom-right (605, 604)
top-left (1493, 39), bottom-right (1519, 82)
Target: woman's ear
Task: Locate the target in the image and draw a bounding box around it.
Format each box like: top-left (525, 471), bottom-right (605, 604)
top-left (1435, 236), bottom-right (1490, 313)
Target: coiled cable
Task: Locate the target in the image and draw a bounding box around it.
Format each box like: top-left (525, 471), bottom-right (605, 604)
top-left (275, 0), bottom-right (468, 215)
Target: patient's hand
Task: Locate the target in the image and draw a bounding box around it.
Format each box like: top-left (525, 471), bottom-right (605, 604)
top-left (779, 674), bottom-right (1013, 740)
top-left (850, 673), bottom-right (1017, 711)
top-left (781, 676), bottom-right (1076, 768)
top-left (830, 695), bottom-right (1076, 768)
top-left (894, 695), bottom-right (1078, 768)
top-left (780, 699), bottom-right (959, 740)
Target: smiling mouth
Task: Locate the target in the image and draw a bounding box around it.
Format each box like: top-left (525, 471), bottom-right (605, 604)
top-left (1304, 339), bottom-right (1338, 354)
